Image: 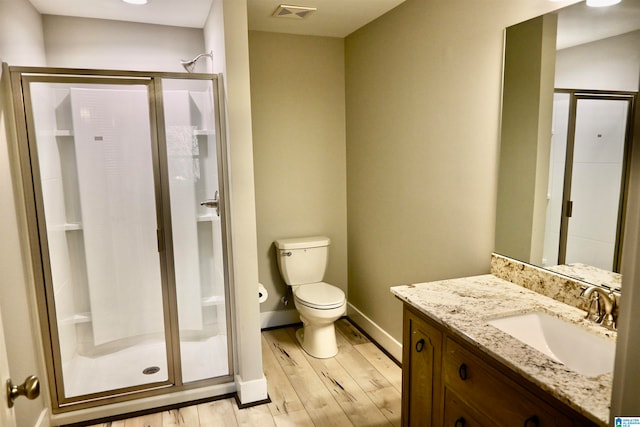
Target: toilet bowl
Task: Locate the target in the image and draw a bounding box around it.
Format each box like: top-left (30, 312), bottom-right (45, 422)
top-left (293, 282), bottom-right (346, 358)
top-left (274, 236), bottom-right (346, 358)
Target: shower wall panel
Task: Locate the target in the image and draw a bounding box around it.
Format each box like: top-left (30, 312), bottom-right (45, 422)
top-left (164, 89), bottom-right (204, 332)
top-left (162, 80), bottom-right (229, 383)
top-left (29, 85), bottom-right (78, 367)
top-left (69, 88), bottom-right (165, 346)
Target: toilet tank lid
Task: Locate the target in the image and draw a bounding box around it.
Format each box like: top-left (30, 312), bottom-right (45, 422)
top-left (275, 236), bottom-right (330, 250)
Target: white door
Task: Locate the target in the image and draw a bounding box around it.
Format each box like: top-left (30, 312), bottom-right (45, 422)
top-left (0, 305), bottom-right (17, 427)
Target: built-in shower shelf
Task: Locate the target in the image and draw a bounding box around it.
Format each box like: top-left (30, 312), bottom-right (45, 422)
top-left (201, 295), bottom-right (224, 307)
top-left (197, 214), bottom-right (219, 222)
top-left (73, 313), bottom-right (91, 323)
top-left (63, 223), bottom-right (83, 231)
top-left (54, 130), bottom-right (74, 137)
top-left (193, 129), bottom-right (215, 136)
top-left (60, 312), bottom-right (92, 326)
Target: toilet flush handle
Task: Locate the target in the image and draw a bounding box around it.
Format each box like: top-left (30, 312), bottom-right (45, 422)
top-left (282, 251), bottom-right (292, 257)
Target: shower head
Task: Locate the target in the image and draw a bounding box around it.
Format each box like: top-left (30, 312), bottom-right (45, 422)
top-left (180, 51), bottom-right (213, 73)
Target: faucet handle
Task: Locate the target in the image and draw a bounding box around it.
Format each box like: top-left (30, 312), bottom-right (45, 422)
top-left (584, 292), bottom-right (603, 323)
top-left (603, 291), bottom-right (617, 331)
top-left (601, 314), bottom-right (616, 331)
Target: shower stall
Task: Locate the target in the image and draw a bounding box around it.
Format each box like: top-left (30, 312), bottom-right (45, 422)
top-left (6, 65), bottom-right (233, 411)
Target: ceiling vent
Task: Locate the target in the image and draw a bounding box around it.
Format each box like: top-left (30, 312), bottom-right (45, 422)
top-left (272, 4), bottom-right (317, 19)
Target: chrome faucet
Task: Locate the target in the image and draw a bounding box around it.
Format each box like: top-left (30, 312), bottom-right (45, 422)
top-left (581, 286), bottom-right (616, 330)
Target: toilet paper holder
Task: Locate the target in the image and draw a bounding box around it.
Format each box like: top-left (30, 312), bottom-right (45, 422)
top-left (258, 283), bottom-right (268, 303)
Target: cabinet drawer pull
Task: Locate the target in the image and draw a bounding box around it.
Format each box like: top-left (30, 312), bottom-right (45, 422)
top-left (415, 338), bottom-right (425, 352)
top-left (455, 417), bottom-right (466, 427)
top-left (524, 415), bottom-right (539, 427)
top-left (458, 363), bottom-right (468, 380)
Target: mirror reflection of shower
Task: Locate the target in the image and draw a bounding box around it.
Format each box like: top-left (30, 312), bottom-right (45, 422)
top-left (180, 51), bottom-right (213, 73)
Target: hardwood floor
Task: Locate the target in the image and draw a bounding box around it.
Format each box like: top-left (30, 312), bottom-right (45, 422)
top-left (87, 319), bottom-right (402, 427)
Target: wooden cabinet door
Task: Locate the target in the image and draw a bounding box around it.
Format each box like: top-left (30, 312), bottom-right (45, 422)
top-left (403, 308), bottom-right (442, 427)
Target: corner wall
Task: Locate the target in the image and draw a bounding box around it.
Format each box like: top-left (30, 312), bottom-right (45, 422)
top-left (248, 31), bottom-right (347, 327)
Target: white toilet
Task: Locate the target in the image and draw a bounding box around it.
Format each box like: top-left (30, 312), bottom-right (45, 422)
top-left (274, 236), bottom-right (346, 358)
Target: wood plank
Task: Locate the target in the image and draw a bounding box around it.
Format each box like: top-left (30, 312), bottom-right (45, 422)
top-left (87, 422), bottom-right (126, 427)
top-left (197, 398), bottom-right (238, 427)
top-left (261, 334), bottom-right (306, 418)
top-left (332, 329), bottom-right (402, 426)
top-left (232, 401), bottom-right (277, 427)
top-left (161, 406), bottom-right (200, 426)
top-left (263, 328), bottom-right (354, 427)
top-left (335, 319), bottom-right (369, 346)
top-left (366, 385), bottom-right (402, 427)
top-left (272, 409), bottom-right (315, 427)
top-left (123, 412), bottom-right (163, 427)
top-left (333, 330), bottom-right (394, 392)
top-left (284, 326), bottom-right (393, 427)
top-left (353, 342), bottom-right (402, 392)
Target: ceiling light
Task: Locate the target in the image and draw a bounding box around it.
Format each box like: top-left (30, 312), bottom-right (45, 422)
top-left (272, 4), bottom-right (317, 19)
top-left (586, 0), bottom-right (621, 6)
top-left (122, 0), bottom-right (148, 5)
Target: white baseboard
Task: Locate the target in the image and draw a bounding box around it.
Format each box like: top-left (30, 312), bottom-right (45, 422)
top-left (260, 309), bottom-right (299, 329)
top-left (234, 374), bottom-right (268, 405)
top-left (347, 303), bottom-right (403, 362)
top-left (35, 408), bottom-right (49, 427)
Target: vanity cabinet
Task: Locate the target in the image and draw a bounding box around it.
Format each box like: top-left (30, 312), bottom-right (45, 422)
top-left (402, 306), bottom-right (442, 427)
top-left (402, 305), bottom-right (600, 427)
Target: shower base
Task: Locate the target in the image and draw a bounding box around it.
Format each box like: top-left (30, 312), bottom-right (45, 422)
top-left (62, 335), bottom-right (228, 398)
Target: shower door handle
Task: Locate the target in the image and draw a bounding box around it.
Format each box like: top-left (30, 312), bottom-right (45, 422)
top-left (200, 191), bottom-right (220, 217)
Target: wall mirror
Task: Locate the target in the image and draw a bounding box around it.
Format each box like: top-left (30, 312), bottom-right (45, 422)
top-left (495, 0), bottom-right (640, 291)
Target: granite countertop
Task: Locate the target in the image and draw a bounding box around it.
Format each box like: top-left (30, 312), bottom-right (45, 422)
top-left (546, 263), bottom-right (622, 292)
top-left (391, 274), bottom-right (615, 426)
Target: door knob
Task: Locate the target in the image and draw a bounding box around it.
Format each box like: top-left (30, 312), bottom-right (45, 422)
top-left (200, 190), bottom-right (220, 216)
top-left (7, 375), bottom-right (40, 408)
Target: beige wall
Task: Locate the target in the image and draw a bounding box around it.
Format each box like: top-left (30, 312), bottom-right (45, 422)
top-left (0, 1), bottom-right (48, 426)
top-left (343, 0), bottom-right (578, 344)
top-left (248, 31), bottom-right (347, 319)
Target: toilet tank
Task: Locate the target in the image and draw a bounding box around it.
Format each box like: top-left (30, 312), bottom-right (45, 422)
top-left (274, 236), bottom-right (330, 286)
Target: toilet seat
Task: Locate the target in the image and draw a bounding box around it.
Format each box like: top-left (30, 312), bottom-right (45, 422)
top-left (294, 282), bottom-right (345, 310)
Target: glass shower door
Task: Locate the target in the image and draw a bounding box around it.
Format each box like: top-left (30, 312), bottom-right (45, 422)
top-left (24, 79), bottom-right (172, 400)
top-left (545, 91), bottom-right (632, 272)
top-left (564, 97), bottom-right (630, 270)
top-left (161, 78), bottom-right (231, 383)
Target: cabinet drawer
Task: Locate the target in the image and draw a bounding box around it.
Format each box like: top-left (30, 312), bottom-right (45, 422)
top-left (443, 388), bottom-right (488, 427)
top-left (443, 338), bottom-right (572, 427)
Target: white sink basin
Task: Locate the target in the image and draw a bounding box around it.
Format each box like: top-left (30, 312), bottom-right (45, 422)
top-left (487, 312), bottom-right (615, 377)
